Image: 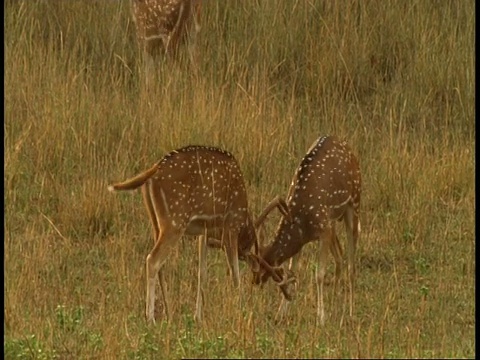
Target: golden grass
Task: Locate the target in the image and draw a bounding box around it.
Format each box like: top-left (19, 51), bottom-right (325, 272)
top-left (4, 0), bottom-right (474, 358)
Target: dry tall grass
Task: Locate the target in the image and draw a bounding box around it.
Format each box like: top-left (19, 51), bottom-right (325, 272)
top-left (4, 0), bottom-right (475, 358)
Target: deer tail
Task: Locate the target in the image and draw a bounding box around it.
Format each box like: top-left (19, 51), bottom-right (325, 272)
top-left (108, 162), bottom-right (159, 192)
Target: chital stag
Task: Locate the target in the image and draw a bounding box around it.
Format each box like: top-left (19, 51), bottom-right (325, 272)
top-left (131, 0), bottom-right (202, 84)
top-left (251, 135), bottom-right (362, 325)
top-left (108, 146), bottom-right (291, 324)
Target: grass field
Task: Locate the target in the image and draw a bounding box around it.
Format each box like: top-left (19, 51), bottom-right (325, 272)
top-left (4, 0), bottom-right (475, 358)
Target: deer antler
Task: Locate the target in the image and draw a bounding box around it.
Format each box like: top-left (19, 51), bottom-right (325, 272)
top-left (253, 196), bottom-right (291, 258)
top-left (254, 196), bottom-right (292, 230)
top-left (277, 269), bottom-right (297, 287)
top-left (249, 253), bottom-right (296, 301)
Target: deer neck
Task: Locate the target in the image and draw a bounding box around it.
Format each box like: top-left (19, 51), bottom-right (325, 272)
top-left (262, 218), bottom-right (306, 267)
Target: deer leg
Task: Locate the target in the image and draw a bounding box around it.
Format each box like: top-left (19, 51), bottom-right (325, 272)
top-left (142, 184), bottom-right (163, 289)
top-left (144, 51), bottom-right (155, 89)
top-left (344, 207), bottom-right (359, 317)
top-left (157, 269), bottom-right (169, 320)
top-left (330, 232), bottom-right (344, 294)
top-left (142, 184), bottom-right (160, 243)
top-left (275, 256), bottom-right (296, 323)
top-left (194, 234), bottom-right (208, 324)
top-left (222, 229), bottom-right (242, 315)
top-left (145, 226), bottom-right (183, 324)
top-left (328, 229), bottom-right (344, 320)
top-left (316, 234), bottom-right (330, 326)
top-left (186, 24), bottom-right (200, 75)
top-left (223, 229), bottom-right (240, 288)
top-left (188, 0), bottom-right (202, 69)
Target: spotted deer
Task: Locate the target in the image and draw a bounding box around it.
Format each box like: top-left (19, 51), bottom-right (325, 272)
top-left (108, 146), bottom-right (291, 324)
top-left (131, 0), bottom-right (202, 84)
top-left (251, 136), bottom-right (362, 325)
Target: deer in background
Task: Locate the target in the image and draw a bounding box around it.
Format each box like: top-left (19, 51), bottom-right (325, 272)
top-left (108, 145), bottom-right (292, 324)
top-left (251, 135), bottom-right (362, 325)
top-left (131, 0), bottom-right (202, 85)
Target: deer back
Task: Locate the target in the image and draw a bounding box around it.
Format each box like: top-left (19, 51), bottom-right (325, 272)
top-left (148, 146), bottom-right (258, 254)
top-left (260, 136), bottom-right (361, 269)
top-left (287, 135), bottom-right (361, 231)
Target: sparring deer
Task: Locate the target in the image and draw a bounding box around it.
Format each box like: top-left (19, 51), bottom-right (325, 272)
top-left (131, 0), bottom-right (202, 84)
top-left (108, 145), bottom-right (291, 324)
top-left (251, 135), bottom-right (362, 325)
